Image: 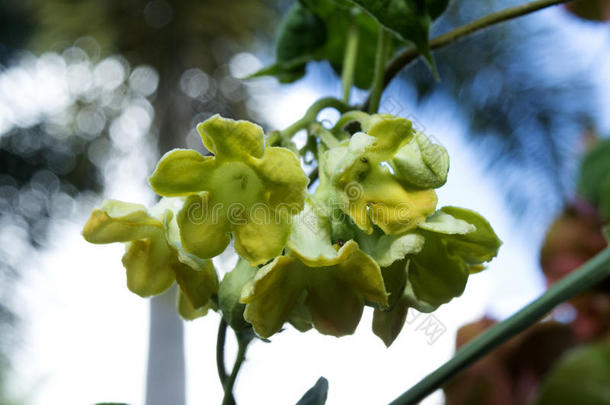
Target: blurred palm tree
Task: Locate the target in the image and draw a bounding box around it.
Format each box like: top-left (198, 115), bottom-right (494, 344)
top-left (1, 0), bottom-right (276, 403)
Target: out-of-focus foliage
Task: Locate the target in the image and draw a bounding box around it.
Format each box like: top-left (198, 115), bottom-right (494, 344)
top-left (535, 341), bottom-right (610, 405)
top-left (565, 0), bottom-right (610, 21)
top-left (578, 139), bottom-right (610, 220)
top-left (251, 0), bottom-right (389, 89)
top-left (26, 0), bottom-right (276, 150)
top-left (395, 0), bottom-right (599, 220)
top-left (444, 319), bottom-right (576, 405)
top-left (0, 0), bottom-right (32, 63)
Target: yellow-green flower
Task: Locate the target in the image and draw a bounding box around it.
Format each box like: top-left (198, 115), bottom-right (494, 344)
top-left (326, 114), bottom-right (438, 235)
top-left (149, 115), bottom-right (309, 265)
top-left (240, 199), bottom-right (388, 338)
top-left (372, 206), bottom-right (502, 346)
top-left (82, 199), bottom-right (218, 319)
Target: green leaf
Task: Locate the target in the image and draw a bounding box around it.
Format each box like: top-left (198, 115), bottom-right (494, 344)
top-left (346, 0), bottom-right (450, 72)
top-left (536, 342), bottom-right (610, 405)
top-left (578, 139), bottom-right (610, 207)
top-left (295, 377), bottom-right (329, 405)
top-left (247, 62), bottom-right (306, 83)
top-left (251, 0), bottom-right (393, 89)
top-left (218, 259), bottom-right (257, 330)
top-left (277, 2), bottom-right (327, 64)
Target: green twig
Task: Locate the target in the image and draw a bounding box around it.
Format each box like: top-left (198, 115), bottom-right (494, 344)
top-left (368, 27), bottom-right (391, 114)
top-left (341, 15), bottom-right (360, 103)
top-left (216, 318), bottom-right (229, 384)
top-left (266, 97), bottom-right (351, 146)
top-left (363, 0), bottom-right (574, 110)
top-left (389, 246), bottom-right (610, 405)
top-left (310, 123), bottom-right (340, 149)
top-left (221, 334), bottom-right (250, 405)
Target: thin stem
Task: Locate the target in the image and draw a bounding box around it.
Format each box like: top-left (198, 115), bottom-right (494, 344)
top-left (389, 246), bottom-right (610, 405)
top-left (221, 337), bottom-right (249, 405)
top-left (341, 15), bottom-right (360, 103)
top-left (363, 0), bottom-right (574, 110)
top-left (368, 27), bottom-right (391, 114)
top-left (270, 97), bottom-right (350, 145)
top-left (310, 123), bottom-right (340, 149)
top-left (216, 318), bottom-right (229, 386)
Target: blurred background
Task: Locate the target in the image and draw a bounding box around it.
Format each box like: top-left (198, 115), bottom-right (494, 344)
top-left (0, 0), bottom-right (609, 404)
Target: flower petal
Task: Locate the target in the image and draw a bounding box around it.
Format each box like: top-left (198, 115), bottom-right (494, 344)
top-left (177, 193), bottom-right (231, 259)
top-left (149, 149), bottom-right (215, 197)
top-left (241, 256), bottom-right (305, 337)
top-left (233, 217), bottom-right (292, 266)
top-left (305, 244), bottom-right (387, 336)
top-left (218, 259), bottom-right (257, 330)
top-left (121, 238), bottom-right (175, 297)
top-left (197, 114), bottom-right (265, 160)
top-left (356, 229), bottom-right (424, 267)
top-left (406, 235), bottom-right (469, 310)
top-left (418, 209), bottom-right (476, 235)
top-left (372, 304), bottom-right (409, 347)
top-left (287, 199), bottom-right (344, 266)
top-left (337, 166), bottom-right (438, 234)
top-left (82, 200), bottom-right (161, 243)
top-left (251, 146), bottom-right (309, 209)
top-left (177, 288), bottom-right (211, 320)
top-left (242, 242), bottom-right (387, 338)
top-left (437, 206), bottom-right (502, 264)
top-left (173, 259), bottom-right (218, 310)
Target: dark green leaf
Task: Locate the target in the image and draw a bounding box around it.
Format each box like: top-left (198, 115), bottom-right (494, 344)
top-left (346, 0), bottom-right (450, 71)
top-left (251, 0), bottom-right (393, 89)
top-left (536, 342), bottom-right (610, 405)
top-left (277, 3), bottom-right (327, 63)
top-left (578, 139), bottom-right (610, 215)
top-left (295, 377), bottom-right (329, 405)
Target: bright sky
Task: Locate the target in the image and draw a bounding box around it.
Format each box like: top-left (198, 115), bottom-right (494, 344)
top-left (5, 4), bottom-right (610, 405)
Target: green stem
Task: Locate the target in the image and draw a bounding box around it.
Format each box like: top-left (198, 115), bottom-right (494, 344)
top-left (389, 246), bottom-right (610, 405)
top-left (362, 0), bottom-right (574, 110)
top-left (267, 97), bottom-right (350, 147)
top-left (368, 27), bottom-right (391, 114)
top-left (341, 15), bottom-right (360, 103)
top-left (216, 318), bottom-right (229, 386)
top-left (222, 336), bottom-right (249, 405)
top-left (310, 123), bottom-right (340, 149)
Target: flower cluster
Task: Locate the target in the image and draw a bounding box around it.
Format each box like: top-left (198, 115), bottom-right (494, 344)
top-left (82, 112), bottom-right (501, 346)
